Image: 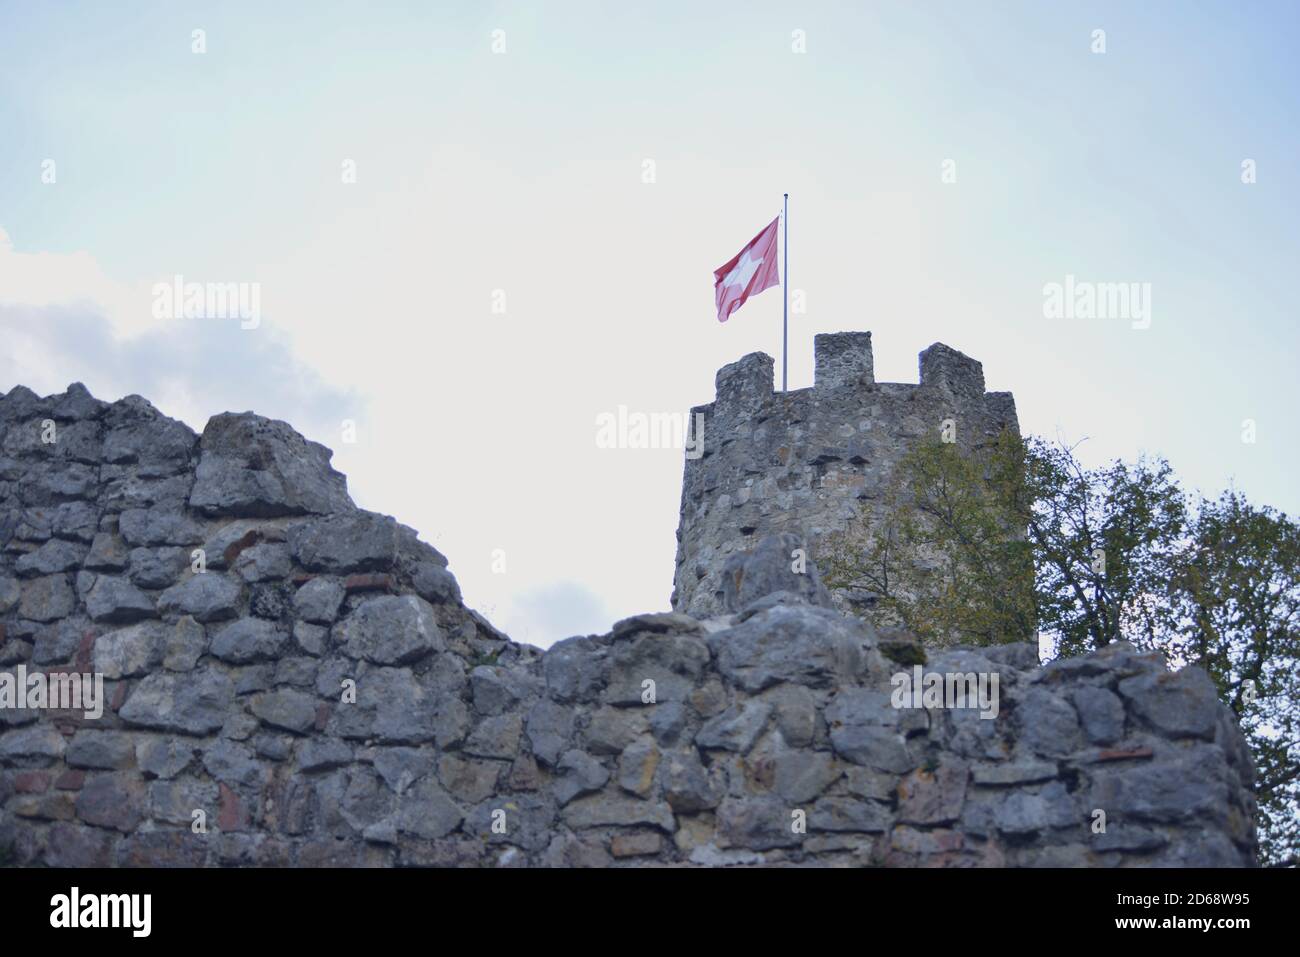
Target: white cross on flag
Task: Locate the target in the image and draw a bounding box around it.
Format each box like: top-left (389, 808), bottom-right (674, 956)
top-left (713, 216), bottom-right (780, 323)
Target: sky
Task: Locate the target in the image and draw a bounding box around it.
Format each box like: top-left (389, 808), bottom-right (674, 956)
top-left (2, 1), bottom-right (1297, 649)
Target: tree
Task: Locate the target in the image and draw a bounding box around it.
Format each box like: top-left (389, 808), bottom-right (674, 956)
top-left (1159, 491), bottom-right (1300, 865)
top-left (821, 433), bottom-right (1300, 865)
top-left (820, 429), bottom-right (1036, 646)
top-left (1023, 438), bottom-right (1187, 656)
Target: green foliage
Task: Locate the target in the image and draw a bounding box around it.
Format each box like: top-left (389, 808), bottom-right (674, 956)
top-left (879, 639), bottom-right (928, 668)
top-left (1024, 438), bottom-right (1188, 656)
top-left (468, 649), bottom-right (502, 669)
top-left (821, 429), bottom-right (1036, 647)
top-left (821, 432), bottom-right (1300, 865)
top-left (1160, 491), bottom-right (1300, 866)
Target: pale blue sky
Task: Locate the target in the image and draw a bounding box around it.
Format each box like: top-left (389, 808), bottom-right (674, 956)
top-left (2, 1), bottom-right (1297, 647)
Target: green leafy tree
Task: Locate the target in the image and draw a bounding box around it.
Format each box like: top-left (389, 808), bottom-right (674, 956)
top-left (821, 429), bottom-right (1035, 646)
top-left (1024, 438), bottom-right (1188, 656)
top-left (1158, 491), bottom-right (1300, 865)
top-left (821, 433), bottom-right (1300, 865)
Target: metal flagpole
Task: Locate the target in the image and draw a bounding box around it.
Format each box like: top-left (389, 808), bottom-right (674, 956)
top-left (782, 192), bottom-right (789, 392)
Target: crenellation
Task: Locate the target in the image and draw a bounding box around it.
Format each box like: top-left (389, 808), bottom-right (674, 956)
top-left (982, 392), bottom-right (1018, 430)
top-left (714, 351), bottom-right (774, 409)
top-left (674, 333), bottom-right (1019, 619)
top-left (918, 342), bottom-right (985, 398)
top-left (814, 331), bottom-right (874, 391)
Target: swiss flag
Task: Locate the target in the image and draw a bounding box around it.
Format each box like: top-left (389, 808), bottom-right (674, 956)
top-left (714, 216), bottom-right (780, 323)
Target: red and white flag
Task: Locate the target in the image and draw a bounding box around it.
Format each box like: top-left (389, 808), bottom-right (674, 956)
top-left (714, 216), bottom-right (780, 323)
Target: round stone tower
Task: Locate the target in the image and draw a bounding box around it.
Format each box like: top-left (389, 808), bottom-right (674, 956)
top-left (671, 331), bottom-right (1020, 618)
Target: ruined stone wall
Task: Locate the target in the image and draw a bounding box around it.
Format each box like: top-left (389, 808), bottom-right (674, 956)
top-left (0, 384), bottom-right (1256, 866)
top-left (672, 333), bottom-right (1020, 619)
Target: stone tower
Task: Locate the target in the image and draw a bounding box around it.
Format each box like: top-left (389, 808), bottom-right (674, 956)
top-left (671, 332), bottom-right (1020, 618)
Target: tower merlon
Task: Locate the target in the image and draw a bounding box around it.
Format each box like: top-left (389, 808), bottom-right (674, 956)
top-left (983, 391), bottom-right (1018, 428)
top-left (814, 331), bottom-right (875, 391)
top-left (714, 351), bottom-right (774, 407)
top-left (919, 342), bottom-right (985, 398)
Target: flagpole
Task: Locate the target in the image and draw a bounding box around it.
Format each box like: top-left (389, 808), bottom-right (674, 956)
top-left (782, 192), bottom-right (789, 392)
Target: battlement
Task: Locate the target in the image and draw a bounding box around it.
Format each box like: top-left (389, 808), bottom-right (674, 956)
top-left (676, 332), bottom-right (1019, 618)
top-left (714, 351), bottom-right (775, 410)
top-left (815, 331), bottom-right (875, 391)
top-left (709, 335), bottom-right (994, 409)
top-left (919, 342), bottom-right (985, 398)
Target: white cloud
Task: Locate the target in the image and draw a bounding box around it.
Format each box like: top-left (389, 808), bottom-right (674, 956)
top-left (0, 301), bottom-right (358, 444)
top-left (0, 226), bottom-right (638, 649)
top-left (0, 226), bottom-right (360, 443)
top-left (0, 225), bottom-right (160, 340)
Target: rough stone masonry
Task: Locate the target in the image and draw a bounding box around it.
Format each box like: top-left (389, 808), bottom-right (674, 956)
top-left (673, 332), bottom-right (1020, 618)
top-left (0, 370), bottom-right (1256, 866)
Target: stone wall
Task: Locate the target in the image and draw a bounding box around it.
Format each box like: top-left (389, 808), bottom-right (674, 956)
top-left (0, 383), bottom-right (1256, 866)
top-left (672, 333), bottom-right (1020, 618)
